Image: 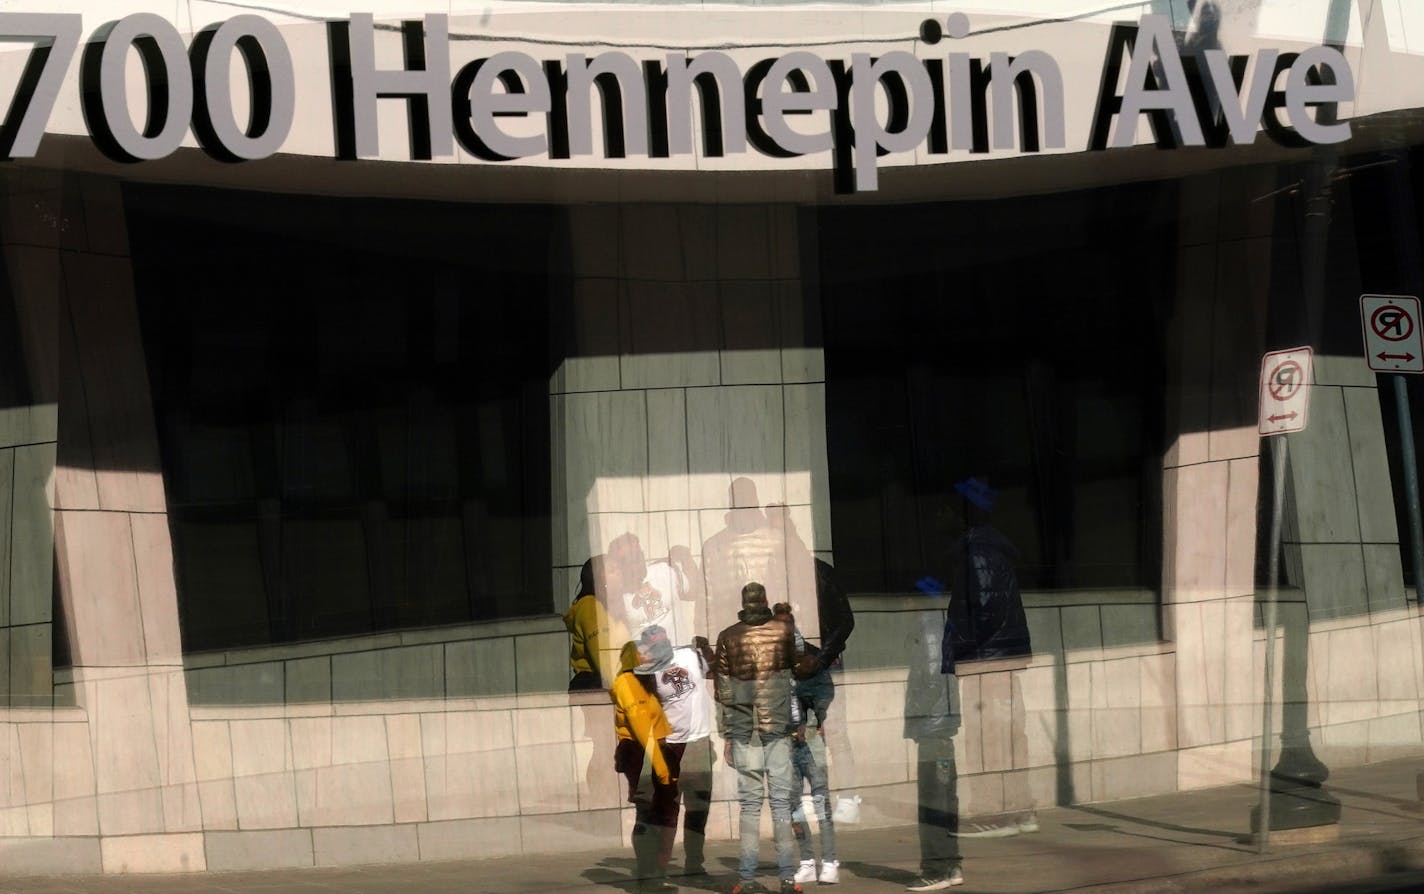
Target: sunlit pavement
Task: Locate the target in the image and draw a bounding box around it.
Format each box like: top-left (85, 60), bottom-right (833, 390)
top-left (1, 759), bottom-right (1421, 894)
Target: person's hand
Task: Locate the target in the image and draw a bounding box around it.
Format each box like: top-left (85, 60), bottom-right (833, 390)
top-left (723, 740), bottom-right (734, 767)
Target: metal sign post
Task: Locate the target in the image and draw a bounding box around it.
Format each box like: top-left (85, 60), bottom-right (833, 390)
top-left (1361, 295), bottom-right (1424, 605)
top-left (1255, 346), bottom-right (1312, 853)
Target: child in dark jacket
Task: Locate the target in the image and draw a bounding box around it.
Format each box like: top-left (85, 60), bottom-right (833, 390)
top-left (773, 603), bottom-right (839, 885)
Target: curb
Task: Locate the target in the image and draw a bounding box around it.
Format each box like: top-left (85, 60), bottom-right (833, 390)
top-left (1055, 835), bottom-right (1424, 893)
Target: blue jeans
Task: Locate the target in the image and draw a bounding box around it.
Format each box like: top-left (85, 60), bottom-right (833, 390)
top-left (731, 735), bottom-right (796, 882)
top-left (791, 732), bottom-right (836, 863)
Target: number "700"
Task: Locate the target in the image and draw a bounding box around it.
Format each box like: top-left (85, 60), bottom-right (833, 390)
top-left (2, 12), bottom-right (293, 162)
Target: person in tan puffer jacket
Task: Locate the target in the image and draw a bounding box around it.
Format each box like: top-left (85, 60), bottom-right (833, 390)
top-left (715, 582), bottom-right (799, 893)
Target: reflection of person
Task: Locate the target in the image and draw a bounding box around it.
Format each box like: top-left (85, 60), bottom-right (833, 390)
top-left (715, 583), bottom-right (801, 894)
top-left (607, 533), bottom-right (704, 647)
top-left (773, 603), bottom-right (838, 887)
top-left (637, 625), bottom-right (717, 877)
top-left (612, 640), bottom-right (680, 894)
top-left (947, 477), bottom-right (1031, 662)
top-left (903, 611), bottom-right (964, 892)
top-left (565, 557), bottom-right (613, 691)
top-left (702, 479), bottom-right (808, 634)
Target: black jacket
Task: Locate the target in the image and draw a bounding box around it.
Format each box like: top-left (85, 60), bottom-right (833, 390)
top-left (813, 559), bottom-right (855, 666)
top-left (948, 525), bottom-right (1031, 664)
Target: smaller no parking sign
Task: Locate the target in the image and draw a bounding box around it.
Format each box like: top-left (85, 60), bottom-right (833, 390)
top-left (1258, 347), bottom-right (1312, 436)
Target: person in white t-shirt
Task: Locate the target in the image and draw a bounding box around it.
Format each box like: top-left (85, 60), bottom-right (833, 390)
top-left (634, 624), bottom-right (716, 877)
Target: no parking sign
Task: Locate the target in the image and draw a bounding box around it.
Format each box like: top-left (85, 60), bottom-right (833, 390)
top-left (1361, 295), bottom-right (1424, 373)
top-left (1258, 347), bottom-right (1313, 436)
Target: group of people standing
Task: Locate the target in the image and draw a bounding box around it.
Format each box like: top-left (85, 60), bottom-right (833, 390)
top-left (564, 480), bottom-right (856, 894)
top-left (562, 475), bottom-right (1028, 894)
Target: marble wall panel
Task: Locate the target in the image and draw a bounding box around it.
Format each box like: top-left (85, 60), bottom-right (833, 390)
top-left (90, 673), bottom-right (164, 836)
top-left (620, 205), bottom-right (689, 282)
top-left (620, 282), bottom-right (721, 389)
top-left (312, 824), bottom-right (418, 867)
top-left (1161, 462), bottom-right (1230, 603)
top-left (1362, 544), bottom-right (1408, 616)
top-left (228, 719), bottom-right (298, 830)
top-left (1323, 625), bottom-right (1381, 726)
top-left (52, 720), bottom-right (97, 836)
top-left (645, 389), bottom-right (690, 511)
top-left (778, 284), bottom-right (824, 385)
top-left (514, 707), bottom-right (577, 815)
top-left (720, 281), bottom-right (782, 386)
top-left (715, 207), bottom-right (773, 282)
top-left (685, 386), bottom-right (785, 510)
top-left (1224, 457), bottom-right (1261, 599)
top-left (190, 721), bottom-right (237, 831)
top-left (128, 513), bottom-right (184, 667)
top-left (978, 672), bottom-right (1014, 773)
top-left (54, 511), bottom-right (145, 667)
top-left (1343, 385), bottom-right (1400, 544)
top-left (8, 443), bottom-right (53, 629)
top-left (518, 808), bottom-right (623, 853)
top-left (566, 206), bottom-right (619, 279)
top-left (386, 714), bottom-right (427, 824)
top-left (58, 252), bottom-right (165, 513)
top-left (1365, 711), bottom-right (1423, 763)
top-left (559, 390), bottom-right (649, 518)
top-left (1090, 751), bottom-right (1177, 802)
top-left (1176, 739), bottom-right (1251, 790)
top-left (416, 816), bottom-right (523, 861)
top-left (1297, 543), bottom-right (1369, 620)
top-left (302, 715), bottom-right (394, 827)
top-left (446, 637), bottom-right (517, 698)
top-left (331, 645), bottom-right (444, 702)
top-left (783, 384), bottom-right (830, 550)
top-left (147, 669), bottom-right (201, 832)
top-left (15, 723), bottom-right (50, 836)
top-left (100, 832), bottom-right (205, 873)
top-left (1222, 597), bottom-right (1255, 743)
top-left (516, 632), bottom-right (572, 695)
top-left (9, 625), bottom-right (49, 706)
top-left (421, 711), bottom-right (519, 820)
top-left (286, 656), bottom-right (333, 703)
top-left (551, 279), bottom-right (622, 395)
top-left (205, 829), bottom-right (315, 871)
top-left (1287, 386), bottom-right (1361, 544)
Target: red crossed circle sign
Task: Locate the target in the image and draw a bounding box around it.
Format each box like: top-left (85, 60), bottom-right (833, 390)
top-left (1370, 304), bottom-right (1414, 342)
top-left (1268, 360), bottom-right (1303, 401)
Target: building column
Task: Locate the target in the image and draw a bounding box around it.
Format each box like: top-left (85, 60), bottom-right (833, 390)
top-left (44, 174), bottom-right (205, 872)
top-left (1162, 168), bottom-right (1275, 791)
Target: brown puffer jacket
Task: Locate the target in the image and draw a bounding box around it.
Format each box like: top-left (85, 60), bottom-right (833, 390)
top-left (714, 608), bottom-right (795, 741)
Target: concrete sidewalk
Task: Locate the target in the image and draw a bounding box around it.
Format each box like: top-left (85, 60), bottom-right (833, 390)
top-left (3, 759), bottom-right (1422, 894)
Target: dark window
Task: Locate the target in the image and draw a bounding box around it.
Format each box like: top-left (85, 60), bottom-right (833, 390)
top-left (818, 183), bottom-right (1173, 595)
top-left (127, 186), bottom-right (555, 651)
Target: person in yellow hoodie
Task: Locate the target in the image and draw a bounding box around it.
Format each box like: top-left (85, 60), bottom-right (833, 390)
top-left (612, 639), bottom-right (680, 893)
top-left (565, 557), bottom-right (615, 691)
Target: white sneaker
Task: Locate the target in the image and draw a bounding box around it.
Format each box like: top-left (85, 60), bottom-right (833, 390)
top-left (832, 795), bottom-right (861, 824)
top-left (818, 860), bottom-right (840, 884)
top-left (793, 860), bottom-right (817, 884)
top-left (906, 867), bottom-right (963, 891)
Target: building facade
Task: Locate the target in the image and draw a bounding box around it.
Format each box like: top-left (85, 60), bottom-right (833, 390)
top-left (0, 0), bottom-right (1421, 877)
